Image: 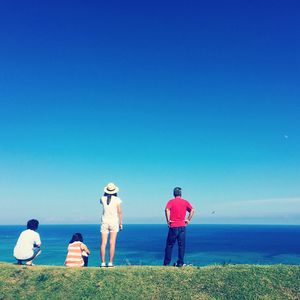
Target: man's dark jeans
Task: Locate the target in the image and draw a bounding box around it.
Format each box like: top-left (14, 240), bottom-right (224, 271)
top-left (163, 226), bottom-right (186, 266)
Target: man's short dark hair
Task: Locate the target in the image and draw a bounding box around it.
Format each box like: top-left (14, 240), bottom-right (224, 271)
top-left (173, 187), bottom-right (182, 197)
top-left (27, 219), bottom-right (39, 230)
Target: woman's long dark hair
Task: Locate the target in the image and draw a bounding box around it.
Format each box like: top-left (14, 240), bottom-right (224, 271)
top-left (104, 193), bottom-right (117, 205)
top-left (69, 233), bottom-right (83, 244)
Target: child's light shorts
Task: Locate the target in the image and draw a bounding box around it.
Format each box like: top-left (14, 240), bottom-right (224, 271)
top-left (101, 222), bottom-right (119, 234)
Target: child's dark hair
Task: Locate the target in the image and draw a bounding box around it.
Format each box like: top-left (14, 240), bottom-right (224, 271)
top-left (69, 233), bottom-right (83, 244)
top-left (104, 192), bottom-right (117, 205)
top-left (27, 219), bottom-right (39, 230)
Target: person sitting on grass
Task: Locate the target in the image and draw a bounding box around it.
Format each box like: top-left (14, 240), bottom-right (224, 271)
top-left (65, 233), bottom-right (90, 267)
top-left (13, 219), bottom-right (41, 266)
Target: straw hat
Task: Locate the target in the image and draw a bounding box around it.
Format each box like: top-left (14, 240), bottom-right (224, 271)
top-left (104, 182), bottom-right (119, 194)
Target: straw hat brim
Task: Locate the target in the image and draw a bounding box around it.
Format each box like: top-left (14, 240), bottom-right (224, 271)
top-left (104, 186), bottom-right (119, 194)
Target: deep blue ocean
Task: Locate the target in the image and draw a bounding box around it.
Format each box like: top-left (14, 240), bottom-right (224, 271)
top-left (1, 224), bottom-right (300, 267)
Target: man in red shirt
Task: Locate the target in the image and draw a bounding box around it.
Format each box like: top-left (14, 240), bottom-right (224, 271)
top-left (163, 187), bottom-right (195, 267)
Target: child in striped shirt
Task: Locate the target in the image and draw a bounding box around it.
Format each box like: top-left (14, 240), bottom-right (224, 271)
top-left (65, 233), bottom-right (90, 267)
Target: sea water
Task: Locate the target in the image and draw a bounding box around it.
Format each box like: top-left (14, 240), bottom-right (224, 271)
top-left (1, 224), bottom-right (300, 267)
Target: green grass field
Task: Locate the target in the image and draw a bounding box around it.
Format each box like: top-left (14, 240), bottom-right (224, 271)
top-left (0, 263), bottom-right (299, 300)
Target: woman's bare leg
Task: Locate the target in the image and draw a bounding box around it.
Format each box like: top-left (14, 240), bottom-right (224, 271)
top-left (100, 233), bottom-right (108, 263)
top-left (109, 232), bottom-right (118, 264)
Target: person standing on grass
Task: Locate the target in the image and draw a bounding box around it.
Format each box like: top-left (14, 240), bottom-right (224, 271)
top-left (13, 219), bottom-right (41, 266)
top-left (100, 182), bottom-right (123, 267)
top-left (163, 187), bottom-right (195, 267)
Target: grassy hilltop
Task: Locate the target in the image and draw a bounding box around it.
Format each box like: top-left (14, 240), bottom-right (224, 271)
top-left (0, 263), bottom-right (299, 300)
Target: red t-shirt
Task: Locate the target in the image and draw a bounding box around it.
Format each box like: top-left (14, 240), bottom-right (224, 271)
top-left (166, 197), bottom-right (193, 228)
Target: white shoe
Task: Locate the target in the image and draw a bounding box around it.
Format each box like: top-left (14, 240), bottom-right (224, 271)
top-left (107, 262), bottom-right (114, 268)
top-left (100, 262), bottom-right (106, 268)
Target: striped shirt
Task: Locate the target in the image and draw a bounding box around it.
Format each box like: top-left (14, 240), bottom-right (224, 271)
top-left (65, 241), bottom-right (85, 267)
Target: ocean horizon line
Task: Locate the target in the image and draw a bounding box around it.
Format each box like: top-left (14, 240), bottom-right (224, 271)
top-left (1, 223), bottom-right (300, 226)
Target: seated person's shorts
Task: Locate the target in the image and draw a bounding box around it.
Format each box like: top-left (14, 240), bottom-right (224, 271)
top-left (16, 247), bottom-right (41, 263)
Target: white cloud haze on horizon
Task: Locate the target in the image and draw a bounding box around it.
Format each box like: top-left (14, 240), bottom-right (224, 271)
top-left (1, 197), bottom-right (299, 225)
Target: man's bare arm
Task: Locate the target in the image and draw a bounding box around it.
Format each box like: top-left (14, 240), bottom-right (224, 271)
top-left (185, 208), bottom-right (195, 224)
top-left (165, 208), bottom-right (172, 226)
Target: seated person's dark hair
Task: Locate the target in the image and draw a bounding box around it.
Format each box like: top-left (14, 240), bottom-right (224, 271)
top-left (27, 219), bottom-right (39, 231)
top-left (69, 233), bottom-right (83, 244)
top-left (173, 187), bottom-right (182, 197)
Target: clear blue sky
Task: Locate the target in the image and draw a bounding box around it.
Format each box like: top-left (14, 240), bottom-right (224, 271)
top-left (0, 0), bottom-right (299, 224)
